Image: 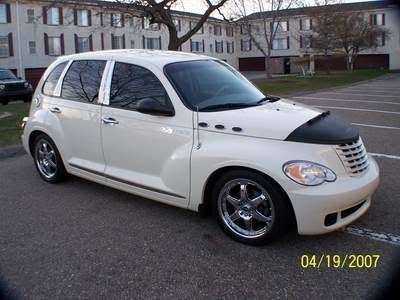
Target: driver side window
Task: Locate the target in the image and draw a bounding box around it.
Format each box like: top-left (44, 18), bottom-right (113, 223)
top-left (109, 62), bottom-right (171, 111)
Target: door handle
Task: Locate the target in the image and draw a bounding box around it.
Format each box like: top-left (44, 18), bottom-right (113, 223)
top-left (49, 107), bottom-right (61, 113)
top-left (102, 117), bottom-right (119, 125)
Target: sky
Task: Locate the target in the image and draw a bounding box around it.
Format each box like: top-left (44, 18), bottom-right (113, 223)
top-left (172, 0), bottom-right (378, 17)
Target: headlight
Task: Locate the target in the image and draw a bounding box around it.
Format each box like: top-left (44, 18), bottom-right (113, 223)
top-left (24, 82), bottom-right (29, 88)
top-left (0, 84), bottom-right (5, 90)
top-left (283, 161), bottom-right (336, 186)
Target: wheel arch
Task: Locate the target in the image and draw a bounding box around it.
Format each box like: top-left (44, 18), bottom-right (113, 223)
top-left (200, 165), bottom-right (297, 229)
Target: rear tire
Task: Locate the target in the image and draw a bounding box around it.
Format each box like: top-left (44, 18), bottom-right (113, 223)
top-left (33, 134), bottom-right (67, 183)
top-left (211, 170), bottom-right (292, 245)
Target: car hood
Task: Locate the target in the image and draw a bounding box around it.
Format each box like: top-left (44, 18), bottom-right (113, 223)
top-left (198, 99), bottom-right (323, 140)
top-left (0, 79), bottom-right (25, 84)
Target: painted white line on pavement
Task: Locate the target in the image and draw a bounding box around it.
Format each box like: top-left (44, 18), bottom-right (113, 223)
top-left (313, 105), bottom-right (400, 115)
top-left (352, 123), bottom-right (400, 130)
top-left (345, 226), bottom-right (400, 246)
top-left (339, 89), bottom-right (400, 94)
top-left (293, 96), bottom-right (400, 105)
top-left (325, 92), bottom-right (400, 98)
top-left (369, 153), bottom-right (400, 160)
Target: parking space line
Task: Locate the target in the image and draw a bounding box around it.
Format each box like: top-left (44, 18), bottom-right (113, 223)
top-left (313, 105), bottom-right (400, 115)
top-left (345, 226), bottom-right (400, 246)
top-left (352, 123), bottom-right (400, 130)
top-left (369, 153), bottom-right (400, 160)
top-left (293, 96), bottom-right (400, 105)
top-left (339, 89), bottom-right (400, 94)
top-left (325, 92), bottom-right (400, 98)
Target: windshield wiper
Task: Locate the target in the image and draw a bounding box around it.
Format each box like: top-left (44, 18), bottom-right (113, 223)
top-left (198, 102), bottom-right (258, 112)
top-left (257, 95), bottom-right (280, 104)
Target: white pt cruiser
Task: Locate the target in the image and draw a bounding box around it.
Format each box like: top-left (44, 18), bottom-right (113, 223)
top-left (21, 50), bottom-right (380, 244)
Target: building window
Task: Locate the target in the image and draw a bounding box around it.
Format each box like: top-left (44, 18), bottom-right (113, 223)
top-left (226, 26), bottom-right (234, 37)
top-left (27, 9), bottom-right (35, 23)
top-left (112, 35), bottom-right (124, 49)
top-left (173, 19), bottom-right (181, 32)
top-left (0, 36), bottom-right (9, 57)
top-left (0, 4), bottom-right (7, 24)
top-left (47, 7), bottom-right (60, 25)
top-left (300, 19), bottom-right (311, 31)
top-left (48, 36), bottom-right (61, 55)
top-left (130, 40), bottom-right (135, 48)
top-left (209, 44), bottom-right (213, 53)
top-left (214, 25), bottom-right (222, 36)
top-left (191, 40), bottom-right (203, 52)
top-left (143, 37), bottom-right (161, 50)
top-left (375, 33), bottom-right (385, 46)
top-left (226, 41), bottom-right (234, 53)
top-left (300, 36), bottom-right (311, 48)
top-left (190, 21), bottom-right (203, 34)
top-left (371, 13), bottom-right (385, 25)
top-left (272, 37), bottom-right (289, 50)
top-left (77, 10), bottom-right (89, 26)
top-left (78, 37), bottom-right (90, 52)
top-left (112, 13), bottom-right (123, 27)
top-left (273, 21), bottom-right (288, 32)
top-left (29, 41), bottom-right (36, 54)
top-left (241, 39), bottom-right (251, 52)
top-left (215, 40), bottom-right (223, 53)
top-left (143, 17), bottom-right (160, 30)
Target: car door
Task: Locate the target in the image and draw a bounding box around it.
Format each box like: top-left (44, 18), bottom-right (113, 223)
top-left (101, 60), bottom-right (192, 207)
top-left (45, 59), bottom-right (108, 176)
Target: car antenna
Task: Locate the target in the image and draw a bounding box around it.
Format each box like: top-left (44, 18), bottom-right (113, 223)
top-left (196, 106), bottom-right (202, 150)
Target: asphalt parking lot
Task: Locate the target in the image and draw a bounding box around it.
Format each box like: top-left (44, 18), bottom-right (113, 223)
top-left (1, 74), bottom-right (400, 299)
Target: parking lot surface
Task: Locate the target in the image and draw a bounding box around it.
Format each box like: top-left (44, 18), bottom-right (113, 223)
top-left (1, 74), bottom-right (400, 299)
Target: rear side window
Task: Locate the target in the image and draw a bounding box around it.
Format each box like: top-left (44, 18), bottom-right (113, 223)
top-left (42, 61), bottom-right (68, 96)
top-left (109, 62), bottom-right (171, 110)
top-left (61, 60), bottom-right (106, 103)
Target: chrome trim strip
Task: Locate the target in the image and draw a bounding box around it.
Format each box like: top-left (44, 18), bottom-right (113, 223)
top-left (69, 163), bottom-right (185, 199)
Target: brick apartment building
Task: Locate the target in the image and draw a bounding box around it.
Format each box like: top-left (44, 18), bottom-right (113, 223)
top-left (0, 0), bottom-right (399, 88)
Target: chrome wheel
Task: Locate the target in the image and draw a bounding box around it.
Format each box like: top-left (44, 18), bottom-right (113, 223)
top-left (218, 178), bottom-right (275, 239)
top-left (35, 139), bottom-right (57, 179)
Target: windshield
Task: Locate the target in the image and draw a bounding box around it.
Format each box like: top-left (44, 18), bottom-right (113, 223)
top-left (164, 60), bottom-right (266, 111)
top-left (0, 70), bottom-right (17, 80)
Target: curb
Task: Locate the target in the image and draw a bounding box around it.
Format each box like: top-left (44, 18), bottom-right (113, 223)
top-left (0, 144), bottom-right (26, 160)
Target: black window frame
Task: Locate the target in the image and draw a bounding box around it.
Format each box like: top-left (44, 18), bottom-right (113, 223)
top-left (108, 61), bottom-right (175, 114)
top-left (60, 59), bottom-right (107, 104)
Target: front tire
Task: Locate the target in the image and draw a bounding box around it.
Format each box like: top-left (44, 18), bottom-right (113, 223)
top-left (33, 134), bottom-right (67, 183)
top-left (211, 170), bottom-right (292, 245)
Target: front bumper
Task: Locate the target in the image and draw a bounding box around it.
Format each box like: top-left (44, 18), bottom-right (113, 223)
top-left (288, 156), bottom-right (380, 235)
top-left (0, 89), bottom-right (33, 102)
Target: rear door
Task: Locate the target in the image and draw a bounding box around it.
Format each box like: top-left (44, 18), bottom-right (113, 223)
top-left (100, 60), bottom-right (193, 207)
top-left (45, 59), bottom-right (108, 175)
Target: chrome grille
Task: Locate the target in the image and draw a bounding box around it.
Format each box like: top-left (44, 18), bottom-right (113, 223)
top-left (335, 138), bottom-right (369, 176)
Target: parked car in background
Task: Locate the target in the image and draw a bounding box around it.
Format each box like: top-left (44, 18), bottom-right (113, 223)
top-left (0, 68), bottom-right (33, 105)
top-left (21, 50), bottom-right (379, 244)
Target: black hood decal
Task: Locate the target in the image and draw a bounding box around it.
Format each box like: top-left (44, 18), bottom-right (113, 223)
top-left (285, 111), bottom-right (359, 145)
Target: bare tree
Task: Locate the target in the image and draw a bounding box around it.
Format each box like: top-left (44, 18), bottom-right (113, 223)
top-left (305, 0), bottom-right (341, 73)
top-left (309, 1), bottom-right (390, 72)
top-left (332, 12), bottom-right (390, 71)
top-left (114, 0), bottom-right (230, 50)
top-left (232, 0), bottom-right (296, 79)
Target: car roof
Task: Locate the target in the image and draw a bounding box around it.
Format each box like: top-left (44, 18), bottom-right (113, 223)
top-left (60, 49), bottom-right (214, 66)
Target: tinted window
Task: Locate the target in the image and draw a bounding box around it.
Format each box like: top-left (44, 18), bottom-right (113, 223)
top-left (110, 62), bottom-right (171, 110)
top-left (0, 69), bottom-right (16, 80)
top-left (164, 60), bottom-right (264, 111)
top-left (42, 62), bottom-right (68, 96)
top-left (61, 60), bottom-right (106, 103)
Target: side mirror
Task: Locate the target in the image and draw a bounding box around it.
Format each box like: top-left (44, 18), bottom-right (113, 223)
top-left (136, 98), bottom-right (175, 117)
